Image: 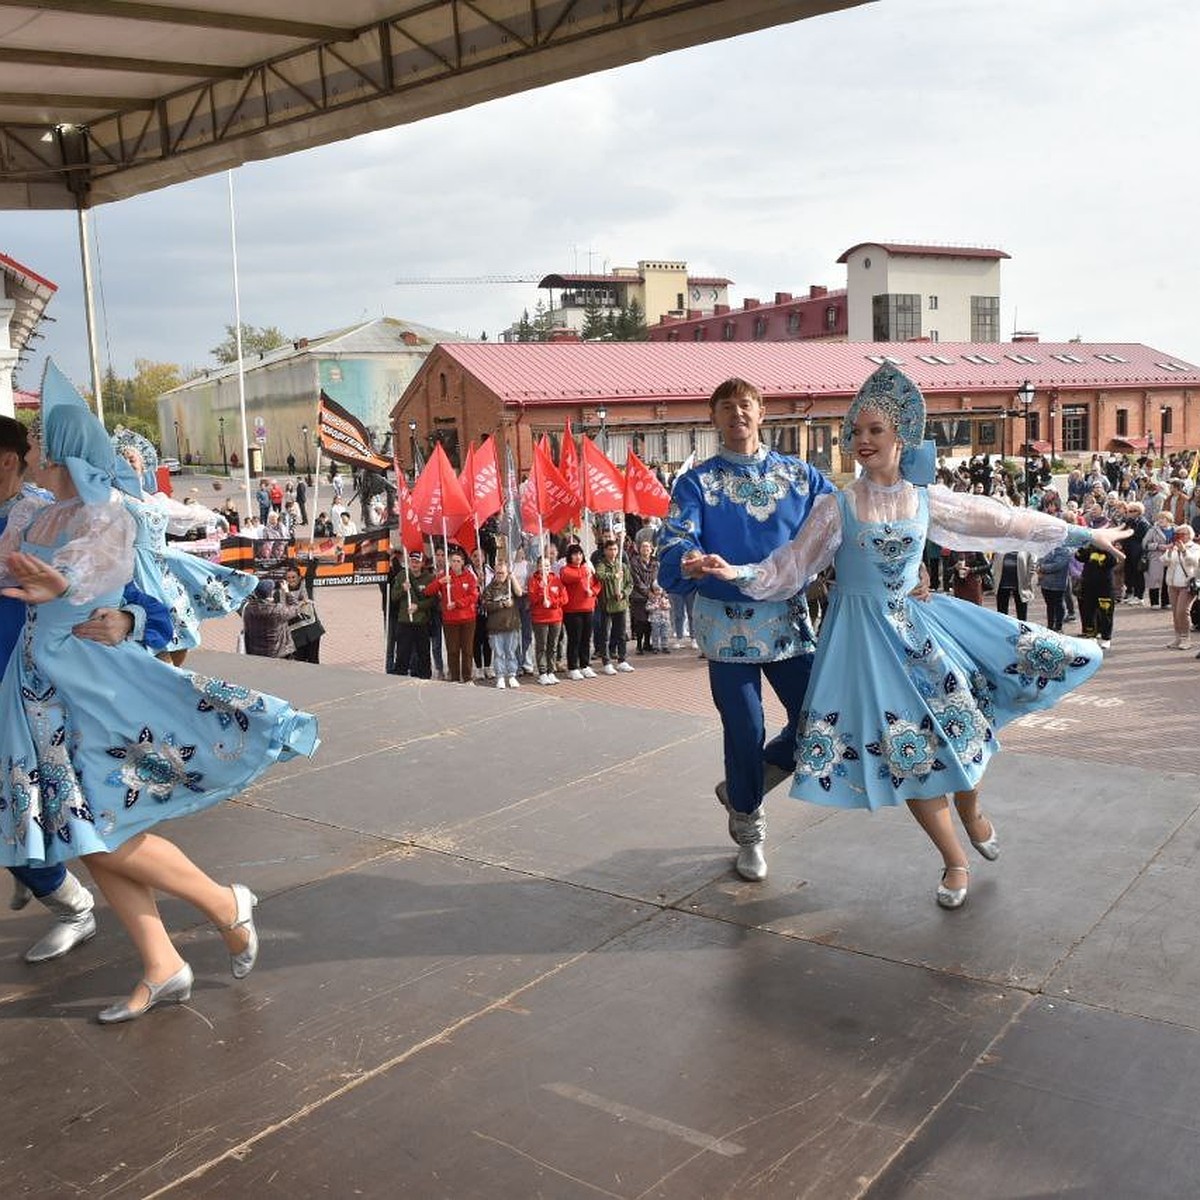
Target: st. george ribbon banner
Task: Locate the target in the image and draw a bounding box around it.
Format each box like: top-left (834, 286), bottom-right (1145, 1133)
top-left (316, 391), bottom-right (391, 471)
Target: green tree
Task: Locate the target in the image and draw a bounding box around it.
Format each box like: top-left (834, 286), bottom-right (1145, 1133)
top-left (581, 290), bottom-right (607, 340)
top-left (515, 309), bottom-right (535, 342)
top-left (623, 297), bottom-right (648, 341)
top-left (210, 322), bottom-right (291, 364)
top-left (531, 299), bottom-right (554, 342)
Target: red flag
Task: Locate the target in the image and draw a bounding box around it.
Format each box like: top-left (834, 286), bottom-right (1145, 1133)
top-left (467, 436), bottom-right (502, 522)
top-left (623, 449), bottom-right (671, 518)
top-left (519, 477), bottom-right (540, 536)
top-left (580, 436), bottom-right (625, 513)
top-left (530, 439), bottom-right (581, 533)
top-left (559, 419), bottom-right (582, 503)
top-left (393, 471), bottom-right (425, 553)
top-left (409, 443), bottom-right (473, 535)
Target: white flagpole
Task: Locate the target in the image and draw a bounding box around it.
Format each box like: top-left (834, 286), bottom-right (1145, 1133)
top-left (228, 170), bottom-right (254, 516)
top-left (76, 207), bottom-right (104, 424)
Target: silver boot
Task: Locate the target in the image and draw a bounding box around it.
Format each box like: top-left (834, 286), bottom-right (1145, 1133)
top-left (25, 871), bottom-right (98, 964)
top-left (730, 807), bottom-right (768, 882)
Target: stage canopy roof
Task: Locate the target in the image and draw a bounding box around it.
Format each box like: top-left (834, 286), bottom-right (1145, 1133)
top-left (0, 0), bottom-right (869, 211)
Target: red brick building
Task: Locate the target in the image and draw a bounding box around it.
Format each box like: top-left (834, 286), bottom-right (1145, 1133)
top-left (648, 286), bottom-right (848, 344)
top-left (391, 340), bottom-right (1200, 477)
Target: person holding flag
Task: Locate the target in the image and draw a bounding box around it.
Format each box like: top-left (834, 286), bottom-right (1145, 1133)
top-left (657, 377), bottom-right (835, 882)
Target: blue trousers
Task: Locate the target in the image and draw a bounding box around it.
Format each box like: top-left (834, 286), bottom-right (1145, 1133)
top-left (8, 864), bottom-right (67, 897)
top-left (707, 654), bottom-right (814, 814)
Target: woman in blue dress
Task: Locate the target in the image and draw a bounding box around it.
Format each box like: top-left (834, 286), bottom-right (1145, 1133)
top-left (0, 381), bottom-right (319, 1021)
top-left (702, 364), bottom-right (1129, 908)
top-left (112, 427), bottom-right (256, 666)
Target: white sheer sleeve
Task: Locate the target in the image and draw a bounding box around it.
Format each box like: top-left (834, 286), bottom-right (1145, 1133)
top-left (0, 493), bottom-right (50, 570)
top-left (736, 492), bottom-right (843, 601)
top-left (49, 498), bottom-right (136, 607)
top-left (152, 492), bottom-right (221, 535)
top-left (928, 484), bottom-right (1084, 554)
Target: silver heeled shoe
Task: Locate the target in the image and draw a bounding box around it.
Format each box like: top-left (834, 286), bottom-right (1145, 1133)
top-left (936, 865), bottom-right (970, 910)
top-left (97, 962), bottom-right (193, 1024)
top-left (968, 815), bottom-right (1000, 862)
top-left (221, 884), bottom-right (259, 979)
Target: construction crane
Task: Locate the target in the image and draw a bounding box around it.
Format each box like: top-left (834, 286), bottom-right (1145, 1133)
top-left (394, 275), bottom-right (541, 285)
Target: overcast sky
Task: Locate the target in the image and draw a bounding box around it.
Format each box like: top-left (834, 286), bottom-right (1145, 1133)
top-left (3, 0), bottom-right (1197, 391)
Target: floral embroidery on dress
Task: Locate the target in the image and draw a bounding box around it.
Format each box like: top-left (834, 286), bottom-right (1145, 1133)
top-left (1004, 624), bottom-right (1092, 690)
top-left (105, 726), bottom-right (203, 807)
top-left (866, 711), bottom-right (948, 787)
top-left (795, 711), bottom-right (860, 792)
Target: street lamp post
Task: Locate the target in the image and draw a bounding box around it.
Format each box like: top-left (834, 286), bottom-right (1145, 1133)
top-left (596, 404), bottom-right (608, 451)
top-left (301, 424), bottom-right (310, 474)
top-left (218, 416), bottom-right (227, 476)
top-left (1017, 379), bottom-right (1035, 507)
top-left (408, 419), bottom-right (418, 473)
top-left (173, 419), bottom-right (181, 460)
top-left (1160, 404), bottom-right (1169, 468)
top-left (1049, 398), bottom-right (1058, 472)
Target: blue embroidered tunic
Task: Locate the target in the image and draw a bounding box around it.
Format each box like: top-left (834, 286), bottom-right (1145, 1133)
top-left (733, 480), bottom-right (1100, 808)
top-left (0, 493), bottom-right (318, 867)
top-left (657, 448), bottom-right (834, 662)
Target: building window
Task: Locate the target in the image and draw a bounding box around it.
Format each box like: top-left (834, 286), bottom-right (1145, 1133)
top-left (1115, 409), bottom-right (1128, 436)
top-left (1026, 413), bottom-right (1041, 443)
top-left (929, 295), bottom-right (939, 311)
top-left (1062, 407), bottom-right (1090, 453)
top-left (723, 321), bottom-right (736, 341)
top-left (825, 305), bottom-right (839, 331)
top-left (930, 330), bottom-right (939, 342)
top-left (753, 316), bottom-right (767, 340)
top-left (666, 330), bottom-right (679, 342)
top-left (970, 295), bottom-right (1000, 342)
top-left (1162, 407), bottom-right (1174, 434)
top-left (439, 372), bottom-right (447, 400)
top-left (677, 293), bottom-right (684, 310)
top-left (787, 310), bottom-right (801, 334)
top-left (872, 294), bottom-right (921, 341)
top-left (693, 326), bottom-right (705, 341)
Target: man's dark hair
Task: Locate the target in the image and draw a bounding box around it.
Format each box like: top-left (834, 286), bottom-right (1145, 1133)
top-left (709, 378), bottom-right (763, 409)
top-left (0, 416), bottom-right (30, 464)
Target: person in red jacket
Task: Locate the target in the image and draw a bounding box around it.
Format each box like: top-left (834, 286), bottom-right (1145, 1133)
top-left (527, 556), bottom-right (567, 685)
top-left (559, 543), bottom-right (602, 680)
top-left (424, 547), bottom-right (479, 682)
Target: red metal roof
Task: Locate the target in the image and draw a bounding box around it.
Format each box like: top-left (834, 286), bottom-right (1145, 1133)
top-left (427, 341), bottom-right (1199, 406)
top-left (836, 242), bottom-right (1010, 264)
top-left (686, 276), bottom-right (733, 287)
top-left (0, 252), bottom-right (57, 294)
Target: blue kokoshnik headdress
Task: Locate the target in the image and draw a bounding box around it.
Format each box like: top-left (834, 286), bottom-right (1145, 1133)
top-left (40, 359), bottom-right (142, 502)
top-left (111, 425), bottom-right (160, 496)
top-left (842, 362), bottom-right (937, 485)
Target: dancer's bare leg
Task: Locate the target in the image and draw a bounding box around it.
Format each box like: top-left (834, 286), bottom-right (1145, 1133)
top-left (907, 796), bottom-right (969, 893)
top-left (953, 787), bottom-right (993, 845)
top-left (84, 856), bottom-right (187, 1010)
top-left (88, 834), bottom-right (248, 953)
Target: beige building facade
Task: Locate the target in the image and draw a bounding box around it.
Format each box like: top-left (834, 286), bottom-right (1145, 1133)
top-left (840, 243), bottom-right (1008, 344)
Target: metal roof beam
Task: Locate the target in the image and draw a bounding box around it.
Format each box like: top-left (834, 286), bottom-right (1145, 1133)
top-left (0, 89), bottom-right (152, 111)
top-left (0, 46), bottom-right (244, 79)
top-left (0, 0), bottom-right (355, 41)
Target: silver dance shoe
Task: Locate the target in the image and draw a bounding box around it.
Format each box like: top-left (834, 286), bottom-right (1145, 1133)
top-left (97, 962), bottom-right (194, 1024)
top-left (221, 884), bottom-right (259, 979)
top-left (968, 816), bottom-right (1000, 862)
top-left (936, 866), bottom-right (970, 910)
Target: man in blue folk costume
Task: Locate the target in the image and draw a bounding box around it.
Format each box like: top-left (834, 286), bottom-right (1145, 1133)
top-left (657, 378), bottom-right (834, 881)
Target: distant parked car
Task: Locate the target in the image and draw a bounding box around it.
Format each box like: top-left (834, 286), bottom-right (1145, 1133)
top-left (162, 457), bottom-right (182, 474)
